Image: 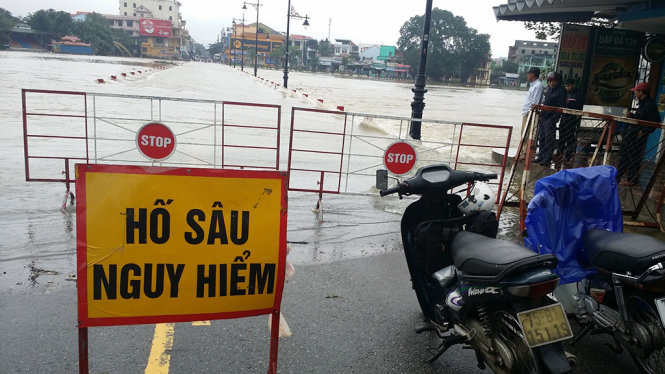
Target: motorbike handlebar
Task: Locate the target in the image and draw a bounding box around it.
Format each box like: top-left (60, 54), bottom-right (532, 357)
top-left (379, 183), bottom-right (405, 197)
top-left (474, 172), bottom-right (498, 181)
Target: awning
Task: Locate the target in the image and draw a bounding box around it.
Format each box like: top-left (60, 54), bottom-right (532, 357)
top-left (492, 0), bottom-right (665, 34)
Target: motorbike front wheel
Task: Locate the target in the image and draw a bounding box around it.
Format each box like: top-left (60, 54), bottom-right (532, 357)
top-left (492, 309), bottom-right (539, 374)
top-left (627, 296), bottom-right (665, 374)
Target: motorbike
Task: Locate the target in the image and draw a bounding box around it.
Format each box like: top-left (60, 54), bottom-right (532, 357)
top-left (379, 164), bottom-right (575, 374)
top-left (524, 166), bottom-right (665, 374)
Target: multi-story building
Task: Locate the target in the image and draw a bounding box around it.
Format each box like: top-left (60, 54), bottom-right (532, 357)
top-left (119, 0), bottom-right (183, 28)
top-left (226, 22), bottom-right (285, 68)
top-left (508, 40), bottom-right (557, 76)
top-left (286, 34), bottom-right (317, 67)
top-left (113, 0), bottom-right (191, 59)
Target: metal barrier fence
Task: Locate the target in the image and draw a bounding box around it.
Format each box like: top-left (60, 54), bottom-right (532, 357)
top-left (286, 108), bottom-right (513, 199)
top-left (499, 104), bottom-right (665, 230)
top-left (22, 89), bottom-right (282, 186)
top-left (22, 89), bottom-right (514, 210)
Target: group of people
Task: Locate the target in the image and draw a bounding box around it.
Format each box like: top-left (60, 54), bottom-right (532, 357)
top-left (522, 66), bottom-right (662, 187)
top-left (522, 67), bottom-right (584, 167)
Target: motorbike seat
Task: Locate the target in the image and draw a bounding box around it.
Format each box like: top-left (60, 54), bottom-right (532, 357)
top-left (450, 231), bottom-right (557, 281)
top-left (583, 228), bottom-right (665, 275)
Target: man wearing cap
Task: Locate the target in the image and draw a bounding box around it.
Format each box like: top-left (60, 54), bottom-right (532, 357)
top-left (522, 67), bottom-right (544, 117)
top-left (616, 82), bottom-right (662, 187)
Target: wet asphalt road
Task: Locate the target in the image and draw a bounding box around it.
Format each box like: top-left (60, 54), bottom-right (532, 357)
top-left (0, 192), bottom-right (644, 373)
top-left (1, 251), bottom-right (643, 374)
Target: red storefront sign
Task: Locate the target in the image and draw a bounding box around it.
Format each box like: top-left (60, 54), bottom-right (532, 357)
top-left (139, 18), bottom-right (172, 38)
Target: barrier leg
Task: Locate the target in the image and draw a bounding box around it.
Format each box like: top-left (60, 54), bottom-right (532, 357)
top-left (314, 171), bottom-right (324, 223)
top-left (78, 327), bottom-right (88, 374)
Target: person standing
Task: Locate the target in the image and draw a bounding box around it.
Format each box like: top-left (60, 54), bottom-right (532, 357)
top-left (557, 78), bottom-right (584, 165)
top-left (616, 82), bottom-right (662, 187)
top-left (533, 72), bottom-right (566, 165)
top-left (521, 67), bottom-right (544, 117)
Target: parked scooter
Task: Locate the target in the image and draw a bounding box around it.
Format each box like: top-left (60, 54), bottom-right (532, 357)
top-left (525, 166), bottom-right (665, 374)
top-left (379, 164), bottom-right (574, 374)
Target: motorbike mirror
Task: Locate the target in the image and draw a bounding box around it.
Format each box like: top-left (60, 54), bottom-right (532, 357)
top-left (376, 169), bottom-right (388, 190)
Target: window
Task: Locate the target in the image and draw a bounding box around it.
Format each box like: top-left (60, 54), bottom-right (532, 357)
top-left (159, 5), bottom-right (162, 10)
top-left (521, 50), bottom-right (525, 54)
top-left (133, 13), bottom-right (136, 16)
top-left (117, 20), bottom-right (123, 26)
top-left (142, 47), bottom-right (147, 52)
top-left (124, 2), bottom-right (127, 7)
top-left (127, 20), bottom-right (133, 27)
top-left (124, 12), bottom-right (127, 16)
top-left (169, 16), bottom-right (172, 20)
top-left (133, 3), bottom-right (136, 8)
top-left (169, 6), bottom-right (172, 11)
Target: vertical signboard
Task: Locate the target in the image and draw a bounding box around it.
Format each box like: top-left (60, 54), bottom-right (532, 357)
top-left (585, 28), bottom-right (643, 107)
top-left (556, 24), bottom-right (591, 88)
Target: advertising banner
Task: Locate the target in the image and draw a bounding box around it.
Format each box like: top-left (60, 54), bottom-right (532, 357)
top-left (76, 164), bottom-right (288, 327)
top-left (555, 24), bottom-right (590, 88)
top-left (139, 18), bottom-right (172, 38)
top-left (585, 28), bottom-right (643, 107)
top-left (231, 38), bottom-right (272, 53)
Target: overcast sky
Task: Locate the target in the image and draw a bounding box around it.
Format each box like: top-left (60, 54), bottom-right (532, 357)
top-left (3, 0), bottom-right (544, 58)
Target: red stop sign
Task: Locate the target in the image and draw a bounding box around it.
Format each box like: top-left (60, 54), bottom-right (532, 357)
top-left (384, 141), bottom-right (417, 175)
top-left (136, 122), bottom-right (176, 161)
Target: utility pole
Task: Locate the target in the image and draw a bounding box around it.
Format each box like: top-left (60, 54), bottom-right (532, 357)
top-left (409, 0), bottom-right (433, 140)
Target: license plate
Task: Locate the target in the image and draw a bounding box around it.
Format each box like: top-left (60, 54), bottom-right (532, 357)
top-left (517, 303), bottom-right (573, 348)
top-left (655, 297), bottom-right (665, 329)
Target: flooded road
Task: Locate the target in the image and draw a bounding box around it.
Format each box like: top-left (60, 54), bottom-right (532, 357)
top-left (0, 52), bottom-right (524, 292)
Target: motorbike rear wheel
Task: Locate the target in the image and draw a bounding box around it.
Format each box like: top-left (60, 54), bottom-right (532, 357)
top-left (492, 309), bottom-right (539, 374)
top-left (627, 296), bottom-right (665, 374)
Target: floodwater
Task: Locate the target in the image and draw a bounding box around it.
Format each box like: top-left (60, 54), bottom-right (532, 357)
top-left (0, 51), bottom-right (526, 291)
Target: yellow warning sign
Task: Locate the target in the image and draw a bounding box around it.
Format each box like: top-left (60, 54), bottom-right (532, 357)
top-left (76, 164), bottom-right (288, 327)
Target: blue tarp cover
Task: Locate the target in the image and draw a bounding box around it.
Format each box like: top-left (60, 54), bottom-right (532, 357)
top-left (524, 165), bottom-right (623, 284)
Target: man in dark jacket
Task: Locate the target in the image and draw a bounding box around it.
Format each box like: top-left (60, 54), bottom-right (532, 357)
top-left (557, 79), bottom-right (584, 164)
top-left (533, 72), bottom-right (566, 166)
top-left (616, 82), bottom-right (662, 187)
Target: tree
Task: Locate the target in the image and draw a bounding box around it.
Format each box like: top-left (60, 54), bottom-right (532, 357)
top-left (0, 8), bottom-right (18, 44)
top-left (27, 9), bottom-right (73, 38)
top-left (397, 8), bottom-right (490, 82)
top-left (317, 38), bottom-right (333, 57)
top-left (306, 55), bottom-right (319, 71)
top-left (72, 13), bottom-right (132, 56)
top-left (524, 22), bottom-right (561, 40)
top-left (193, 43), bottom-right (208, 57)
top-left (503, 60), bottom-right (518, 74)
top-left (458, 30), bottom-right (490, 83)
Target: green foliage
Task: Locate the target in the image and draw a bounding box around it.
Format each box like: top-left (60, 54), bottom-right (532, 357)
top-left (490, 59), bottom-right (518, 77)
top-left (208, 41), bottom-right (224, 56)
top-left (0, 8), bottom-right (18, 43)
top-left (27, 9), bottom-right (73, 37)
top-left (72, 13), bottom-right (131, 56)
top-left (193, 43), bottom-right (208, 56)
top-left (524, 22), bottom-right (561, 40)
top-left (317, 39), bottom-right (333, 57)
top-left (397, 8), bottom-right (490, 82)
top-left (306, 55), bottom-right (319, 71)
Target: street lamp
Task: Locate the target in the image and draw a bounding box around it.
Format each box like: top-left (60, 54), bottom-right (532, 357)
top-left (242, 0), bottom-right (263, 77)
top-left (232, 14), bottom-right (245, 71)
top-left (409, 0), bottom-right (433, 140)
top-left (283, 1), bottom-right (309, 89)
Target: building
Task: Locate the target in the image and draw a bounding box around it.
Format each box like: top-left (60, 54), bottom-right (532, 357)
top-left (377, 45), bottom-right (396, 62)
top-left (286, 34), bottom-right (317, 68)
top-left (114, 0), bottom-right (192, 59)
top-left (226, 22), bottom-right (285, 68)
top-left (119, 0), bottom-right (183, 28)
top-left (509, 40), bottom-right (557, 76)
top-left (359, 45), bottom-right (379, 61)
